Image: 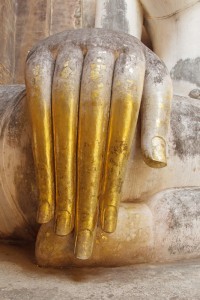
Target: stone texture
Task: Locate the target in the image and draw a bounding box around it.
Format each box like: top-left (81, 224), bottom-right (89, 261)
top-left (14, 0), bottom-right (82, 83)
top-left (82, 0), bottom-right (96, 28)
top-left (36, 203), bottom-right (153, 267)
top-left (14, 0), bottom-right (51, 83)
top-left (36, 188), bottom-right (200, 267)
top-left (0, 0), bottom-right (149, 84)
top-left (0, 0), bottom-right (16, 84)
top-left (0, 88), bottom-right (199, 265)
top-left (149, 188), bottom-right (200, 262)
top-left (51, 0), bottom-right (82, 35)
top-left (0, 85), bottom-right (36, 240)
top-left (122, 95), bottom-right (200, 202)
top-left (0, 243), bottom-right (200, 300)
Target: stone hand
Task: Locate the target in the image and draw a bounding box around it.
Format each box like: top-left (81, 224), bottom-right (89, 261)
top-left (25, 29), bottom-right (172, 259)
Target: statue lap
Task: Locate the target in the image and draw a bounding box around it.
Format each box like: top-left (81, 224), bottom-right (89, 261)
top-left (0, 86), bottom-right (199, 266)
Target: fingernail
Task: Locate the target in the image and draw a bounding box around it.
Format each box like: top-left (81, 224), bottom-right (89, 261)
top-left (55, 211), bottom-right (72, 236)
top-left (102, 205), bottom-right (117, 233)
top-left (37, 201), bottom-right (52, 223)
top-left (151, 136), bottom-right (167, 168)
top-left (75, 230), bottom-right (94, 260)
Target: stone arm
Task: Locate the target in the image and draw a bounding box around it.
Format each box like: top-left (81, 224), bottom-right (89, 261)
top-left (95, 0), bottom-right (200, 98)
top-left (95, 0), bottom-right (143, 40)
top-left (139, 0), bottom-right (200, 97)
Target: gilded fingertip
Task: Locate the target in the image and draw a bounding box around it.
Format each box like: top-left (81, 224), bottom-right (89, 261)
top-left (102, 205), bottom-right (117, 233)
top-left (74, 229), bottom-right (94, 260)
top-left (55, 211), bottom-right (72, 236)
top-left (37, 201), bottom-right (52, 224)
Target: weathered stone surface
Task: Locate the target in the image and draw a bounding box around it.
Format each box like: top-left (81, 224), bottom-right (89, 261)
top-left (0, 0), bottom-right (97, 84)
top-left (122, 95), bottom-right (200, 202)
top-left (0, 0), bottom-right (198, 270)
top-left (0, 87), bottom-right (199, 243)
top-left (149, 187), bottom-right (200, 262)
top-left (97, 0), bottom-right (130, 34)
top-left (0, 85), bottom-right (37, 240)
top-left (0, 0), bottom-right (16, 84)
top-left (0, 243), bottom-right (200, 300)
top-left (171, 57), bottom-right (200, 88)
top-left (36, 188), bottom-right (200, 267)
top-left (36, 203), bottom-right (154, 267)
top-left (14, 0), bottom-right (83, 83)
top-left (14, 0), bottom-right (51, 83)
top-left (82, 0), bottom-right (96, 28)
top-left (0, 74), bottom-right (199, 265)
top-left (51, 0), bottom-right (82, 35)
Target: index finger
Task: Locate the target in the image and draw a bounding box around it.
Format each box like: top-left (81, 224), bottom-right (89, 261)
top-left (74, 48), bottom-right (115, 259)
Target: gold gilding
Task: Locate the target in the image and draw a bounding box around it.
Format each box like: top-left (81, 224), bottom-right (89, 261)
top-left (25, 30), bottom-right (173, 262)
top-left (100, 59), bottom-right (145, 233)
top-left (26, 59), bottom-right (55, 224)
top-left (37, 201), bottom-right (52, 224)
top-left (55, 210), bottom-right (71, 236)
top-left (101, 92), bottom-right (139, 233)
top-left (75, 230), bottom-right (94, 259)
top-left (102, 205), bottom-right (117, 233)
top-left (52, 49), bottom-right (83, 236)
top-left (75, 50), bottom-right (114, 259)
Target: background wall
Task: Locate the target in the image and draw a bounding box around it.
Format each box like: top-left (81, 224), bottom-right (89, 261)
top-left (0, 0), bottom-right (151, 84)
top-left (0, 0), bottom-right (16, 84)
top-left (0, 0), bottom-right (96, 84)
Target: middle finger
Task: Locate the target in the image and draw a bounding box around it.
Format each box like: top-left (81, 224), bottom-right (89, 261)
top-left (75, 47), bottom-right (115, 259)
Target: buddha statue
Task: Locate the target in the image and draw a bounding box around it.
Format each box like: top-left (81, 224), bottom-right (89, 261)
top-left (0, 0), bottom-right (199, 267)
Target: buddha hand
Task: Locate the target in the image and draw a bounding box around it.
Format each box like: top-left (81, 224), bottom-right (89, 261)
top-left (25, 29), bottom-right (172, 259)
